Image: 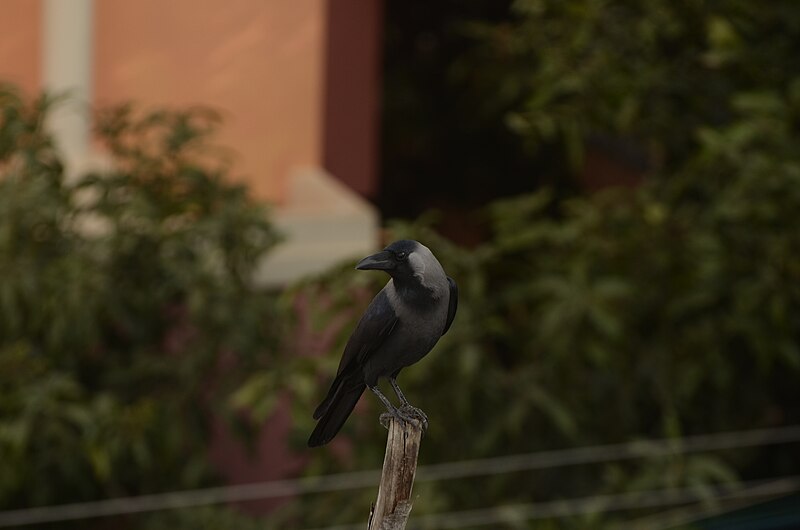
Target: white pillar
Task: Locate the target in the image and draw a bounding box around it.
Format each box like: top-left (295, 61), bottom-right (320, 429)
top-left (42, 0), bottom-right (94, 177)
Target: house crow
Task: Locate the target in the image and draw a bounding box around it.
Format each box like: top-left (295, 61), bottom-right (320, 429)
top-left (308, 240), bottom-right (458, 447)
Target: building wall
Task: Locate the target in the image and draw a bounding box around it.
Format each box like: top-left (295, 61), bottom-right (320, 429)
top-left (0, 0), bottom-right (382, 206)
top-left (0, 0), bottom-right (381, 285)
top-left (95, 0), bottom-right (328, 203)
top-left (0, 0), bottom-right (41, 95)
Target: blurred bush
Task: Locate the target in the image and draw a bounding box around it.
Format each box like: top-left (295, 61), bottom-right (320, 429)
top-left (5, 1), bottom-right (800, 527)
top-left (476, 0), bottom-right (800, 172)
top-left (275, 96), bottom-right (800, 528)
top-left (0, 84), bottom-right (281, 520)
top-left (260, 1), bottom-right (800, 527)
top-left (380, 0), bottom-right (800, 222)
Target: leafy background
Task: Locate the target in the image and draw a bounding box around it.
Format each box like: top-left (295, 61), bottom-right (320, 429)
top-left (0, 86), bottom-right (282, 520)
top-left (2, 0), bottom-right (800, 528)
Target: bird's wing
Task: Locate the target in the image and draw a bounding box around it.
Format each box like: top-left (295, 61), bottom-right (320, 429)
top-left (442, 276), bottom-right (458, 335)
top-left (336, 289), bottom-right (399, 375)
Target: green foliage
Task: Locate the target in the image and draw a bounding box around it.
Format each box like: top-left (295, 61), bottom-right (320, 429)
top-left (479, 0), bottom-right (800, 171)
top-left (0, 84), bottom-right (281, 518)
top-left (5, 1), bottom-right (800, 526)
top-left (139, 506), bottom-right (270, 530)
top-left (380, 0), bottom-right (800, 212)
top-left (258, 3), bottom-right (800, 527)
top-left (273, 99), bottom-right (800, 527)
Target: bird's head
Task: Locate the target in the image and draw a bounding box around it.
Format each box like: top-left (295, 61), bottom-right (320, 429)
top-left (356, 240), bottom-right (446, 293)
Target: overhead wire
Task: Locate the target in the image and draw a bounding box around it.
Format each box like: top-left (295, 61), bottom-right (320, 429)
top-left (624, 494), bottom-right (792, 530)
top-left (416, 424), bottom-right (800, 482)
top-left (306, 476), bottom-right (800, 530)
top-left (1, 424), bottom-right (799, 527)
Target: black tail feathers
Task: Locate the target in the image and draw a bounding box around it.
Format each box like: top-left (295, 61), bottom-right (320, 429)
top-left (308, 376), bottom-right (365, 447)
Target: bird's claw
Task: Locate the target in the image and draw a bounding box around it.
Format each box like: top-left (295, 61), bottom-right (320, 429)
top-left (379, 412), bottom-right (394, 429)
top-left (400, 404), bottom-right (429, 431)
top-left (378, 406), bottom-right (429, 434)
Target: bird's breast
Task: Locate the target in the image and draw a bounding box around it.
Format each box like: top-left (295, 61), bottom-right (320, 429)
top-left (362, 301), bottom-right (447, 385)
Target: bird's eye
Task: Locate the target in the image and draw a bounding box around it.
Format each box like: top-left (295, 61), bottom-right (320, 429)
top-left (396, 251), bottom-right (407, 260)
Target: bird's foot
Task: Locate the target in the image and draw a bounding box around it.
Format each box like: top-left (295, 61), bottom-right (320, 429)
top-left (378, 405), bottom-right (429, 433)
top-left (379, 412), bottom-right (394, 430)
top-left (400, 404), bottom-right (429, 432)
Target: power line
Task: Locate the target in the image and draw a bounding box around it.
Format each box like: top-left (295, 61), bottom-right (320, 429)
top-left (0, 470), bottom-right (380, 528)
top-left (416, 424), bottom-right (800, 482)
top-left (1, 424), bottom-right (799, 527)
top-left (307, 476), bottom-right (800, 530)
top-left (625, 495), bottom-right (784, 530)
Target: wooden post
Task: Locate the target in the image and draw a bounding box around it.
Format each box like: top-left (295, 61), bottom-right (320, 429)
top-left (367, 416), bottom-right (423, 530)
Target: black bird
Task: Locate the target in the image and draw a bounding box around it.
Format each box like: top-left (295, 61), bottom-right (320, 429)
top-left (308, 240), bottom-right (458, 447)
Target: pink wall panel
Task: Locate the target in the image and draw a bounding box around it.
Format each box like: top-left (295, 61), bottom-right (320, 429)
top-left (95, 0), bottom-right (328, 203)
top-left (0, 0), bottom-right (41, 95)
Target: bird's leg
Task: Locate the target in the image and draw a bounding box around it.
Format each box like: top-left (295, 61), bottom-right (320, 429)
top-left (369, 385), bottom-right (397, 413)
top-left (390, 378), bottom-right (429, 432)
top-left (369, 385), bottom-right (402, 429)
top-left (369, 385), bottom-right (428, 433)
top-left (389, 377), bottom-right (410, 406)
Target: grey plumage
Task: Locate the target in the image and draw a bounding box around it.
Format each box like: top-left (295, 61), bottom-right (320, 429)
top-left (308, 240), bottom-right (458, 447)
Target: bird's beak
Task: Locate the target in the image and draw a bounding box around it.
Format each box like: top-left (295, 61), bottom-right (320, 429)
top-left (355, 250), bottom-right (395, 271)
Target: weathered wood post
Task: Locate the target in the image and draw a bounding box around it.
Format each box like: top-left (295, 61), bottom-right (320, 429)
top-left (367, 416), bottom-right (424, 530)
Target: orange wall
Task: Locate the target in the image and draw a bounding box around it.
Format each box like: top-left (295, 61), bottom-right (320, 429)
top-left (94, 0), bottom-right (328, 203)
top-left (0, 0), bottom-right (41, 95)
top-left (0, 0), bottom-right (381, 204)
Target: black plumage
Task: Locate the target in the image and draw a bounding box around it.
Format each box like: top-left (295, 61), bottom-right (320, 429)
top-left (308, 240), bottom-right (458, 447)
